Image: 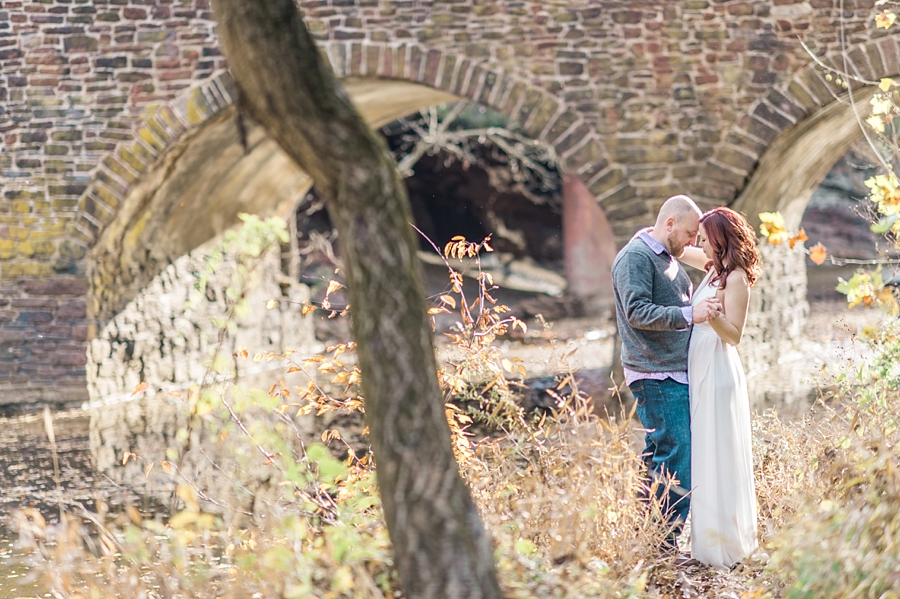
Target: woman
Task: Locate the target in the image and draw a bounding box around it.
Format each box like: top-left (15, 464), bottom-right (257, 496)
top-left (679, 207), bottom-right (760, 569)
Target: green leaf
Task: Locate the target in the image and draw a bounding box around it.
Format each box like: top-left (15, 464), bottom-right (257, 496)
top-left (515, 538), bottom-right (536, 555)
top-left (306, 443), bottom-right (348, 484)
top-left (871, 214), bottom-right (898, 234)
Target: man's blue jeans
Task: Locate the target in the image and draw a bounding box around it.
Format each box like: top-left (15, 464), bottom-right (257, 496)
top-left (629, 378), bottom-right (691, 531)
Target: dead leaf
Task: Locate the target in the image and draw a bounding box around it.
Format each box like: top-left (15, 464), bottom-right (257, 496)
top-left (809, 242), bottom-right (828, 265)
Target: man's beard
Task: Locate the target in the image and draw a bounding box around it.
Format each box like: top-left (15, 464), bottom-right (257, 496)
top-left (667, 232), bottom-right (685, 258)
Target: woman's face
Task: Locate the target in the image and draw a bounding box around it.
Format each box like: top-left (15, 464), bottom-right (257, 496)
top-left (698, 223), bottom-right (715, 261)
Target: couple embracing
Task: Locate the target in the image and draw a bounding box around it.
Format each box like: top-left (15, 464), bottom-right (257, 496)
top-left (612, 195), bottom-right (760, 570)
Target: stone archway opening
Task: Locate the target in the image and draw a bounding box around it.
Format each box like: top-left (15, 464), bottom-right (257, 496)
top-left (801, 143), bottom-right (883, 303)
top-left (288, 99), bottom-right (612, 346)
top-left (731, 86), bottom-right (888, 408)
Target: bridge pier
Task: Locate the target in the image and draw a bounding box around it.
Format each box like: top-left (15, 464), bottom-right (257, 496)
top-left (87, 235), bottom-right (320, 494)
top-left (562, 175), bottom-right (617, 314)
top-left (740, 242), bottom-right (810, 382)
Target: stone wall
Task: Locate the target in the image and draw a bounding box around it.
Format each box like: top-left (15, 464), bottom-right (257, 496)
top-left (740, 242), bottom-right (810, 393)
top-left (88, 236), bottom-right (321, 496)
top-left (85, 238), bottom-right (317, 406)
top-left (0, 275), bottom-right (89, 411)
top-left (1, 0), bottom-right (890, 406)
top-left (2, 0), bottom-right (896, 276)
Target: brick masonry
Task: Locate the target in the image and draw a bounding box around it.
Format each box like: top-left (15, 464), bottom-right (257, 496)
top-left (0, 0), bottom-right (895, 407)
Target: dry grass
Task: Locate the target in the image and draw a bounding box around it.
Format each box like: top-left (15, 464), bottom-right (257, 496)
top-left (13, 230), bottom-right (900, 598)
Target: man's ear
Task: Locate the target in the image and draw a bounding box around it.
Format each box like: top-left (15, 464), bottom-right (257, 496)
top-left (665, 216), bottom-right (676, 231)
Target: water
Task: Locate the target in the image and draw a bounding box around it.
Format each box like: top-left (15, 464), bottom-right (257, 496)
top-left (0, 410), bottom-right (142, 599)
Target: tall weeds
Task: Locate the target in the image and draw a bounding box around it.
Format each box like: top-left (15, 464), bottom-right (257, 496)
top-left (15, 221), bottom-right (900, 598)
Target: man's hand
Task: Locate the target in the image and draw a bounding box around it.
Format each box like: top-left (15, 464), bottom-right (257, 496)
top-left (692, 297), bottom-right (722, 324)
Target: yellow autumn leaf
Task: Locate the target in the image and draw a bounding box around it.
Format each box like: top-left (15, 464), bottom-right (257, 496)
top-left (325, 279), bottom-right (343, 296)
top-left (867, 114), bottom-right (886, 133)
top-left (880, 77), bottom-right (894, 92)
top-left (871, 95), bottom-right (893, 116)
top-left (265, 299), bottom-right (277, 310)
top-left (809, 242), bottom-right (828, 265)
top-left (759, 212), bottom-right (789, 244)
top-left (131, 381), bottom-right (149, 397)
top-left (876, 10), bottom-right (897, 29)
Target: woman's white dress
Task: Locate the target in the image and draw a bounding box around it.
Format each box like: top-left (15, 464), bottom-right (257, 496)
top-left (689, 269), bottom-right (758, 569)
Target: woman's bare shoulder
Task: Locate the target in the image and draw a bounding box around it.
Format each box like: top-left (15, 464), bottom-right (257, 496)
top-left (725, 268), bottom-right (751, 290)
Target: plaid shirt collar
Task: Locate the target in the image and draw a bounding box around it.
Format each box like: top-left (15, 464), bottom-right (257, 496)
top-left (638, 230), bottom-right (667, 255)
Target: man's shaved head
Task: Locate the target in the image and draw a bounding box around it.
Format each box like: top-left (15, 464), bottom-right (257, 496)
top-left (655, 195), bottom-right (702, 228)
top-left (651, 195), bottom-right (702, 258)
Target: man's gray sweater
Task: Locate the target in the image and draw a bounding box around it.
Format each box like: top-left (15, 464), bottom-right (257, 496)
top-left (612, 236), bottom-right (693, 373)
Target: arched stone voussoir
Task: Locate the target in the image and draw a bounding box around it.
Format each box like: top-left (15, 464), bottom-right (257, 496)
top-left (320, 40), bottom-right (610, 184)
top-left (716, 34), bottom-right (900, 219)
top-left (70, 71), bottom-right (239, 250)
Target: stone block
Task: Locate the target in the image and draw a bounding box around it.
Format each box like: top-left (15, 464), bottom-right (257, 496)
top-left (95, 56), bottom-right (127, 69)
top-left (438, 54), bottom-right (456, 92)
top-left (136, 29), bottom-right (172, 43)
top-left (865, 43), bottom-right (886, 81)
top-left (477, 70), bottom-right (498, 105)
top-left (611, 10), bottom-right (642, 24)
top-left (878, 37), bottom-right (900, 80)
top-left (501, 81), bottom-right (526, 117)
top-left (702, 161), bottom-right (747, 188)
top-left (63, 35), bottom-right (98, 52)
top-left (51, 129), bottom-right (83, 142)
top-left (524, 94), bottom-right (559, 138)
top-left (364, 44), bottom-right (379, 77)
top-left (20, 131), bottom-right (47, 143)
top-left (598, 184), bottom-right (637, 209)
top-left (742, 115), bottom-right (780, 143)
top-left (559, 62), bottom-right (584, 76)
top-left (785, 80), bottom-right (821, 112)
top-left (588, 167), bottom-right (625, 197)
top-left (48, 183), bottom-right (87, 197)
top-left (101, 156), bottom-right (138, 185)
top-left (423, 49), bottom-right (441, 86)
top-left (753, 101), bottom-right (793, 130)
top-left (716, 145), bottom-right (757, 173)
top-left (798, 68), bottom-right (835, 108)
top-left (846, 47), bottom-right (876, 83)
top-left (612, 146), bottom-right (687, 164)
top-left (17, 311), bottom-right (53, 325)
top-left (57, 299), bottom-right (86, 321)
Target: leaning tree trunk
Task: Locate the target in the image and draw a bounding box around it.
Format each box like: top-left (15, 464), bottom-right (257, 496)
top-left (209, 1), bottom-right (502, 597)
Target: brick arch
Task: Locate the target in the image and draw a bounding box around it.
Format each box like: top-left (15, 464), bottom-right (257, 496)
top-left (711, 36), bottom-right (900, 223)
top-left (319, 40), bottom-right (631, 208)
top-left (72, 41), bottom-right (630, 255)
top-left (73, 43), bottom-right (624, 319)
top-left (70, 72), bottom-right (238, 252)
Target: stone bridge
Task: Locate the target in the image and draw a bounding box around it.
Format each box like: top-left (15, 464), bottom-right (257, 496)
top-left (0, 0), bottom-right (891, 409)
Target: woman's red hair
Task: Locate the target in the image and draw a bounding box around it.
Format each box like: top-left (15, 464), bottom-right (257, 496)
top-left (699, 207), bottom-right (761, 289)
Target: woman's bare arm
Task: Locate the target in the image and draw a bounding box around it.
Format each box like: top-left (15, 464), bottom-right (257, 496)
top-left (679, 246), bottom-right (709, 271)
top-left (708, 269), bottom-right (750, 346)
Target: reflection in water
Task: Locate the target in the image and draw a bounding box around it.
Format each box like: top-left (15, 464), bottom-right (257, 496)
top-left (0, 410), bottom-right (145, 599)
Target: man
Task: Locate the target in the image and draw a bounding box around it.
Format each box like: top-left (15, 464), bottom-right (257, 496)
top-left (611, 195), bottom-right (720, 557)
